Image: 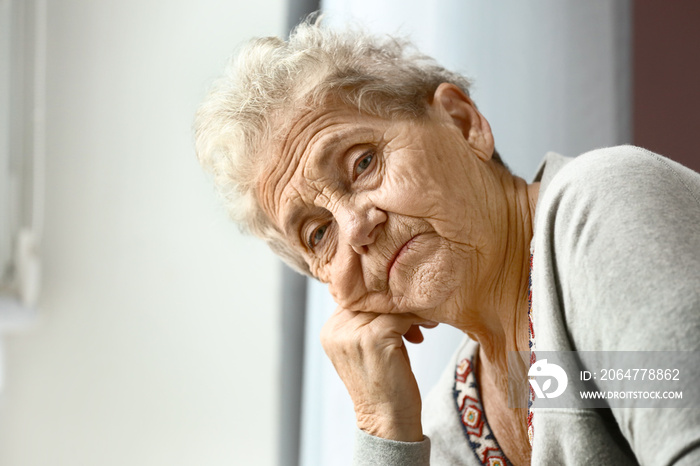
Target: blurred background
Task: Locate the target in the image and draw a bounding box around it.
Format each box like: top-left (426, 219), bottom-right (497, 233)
top-left (0, 1), bottom-right (697, 465)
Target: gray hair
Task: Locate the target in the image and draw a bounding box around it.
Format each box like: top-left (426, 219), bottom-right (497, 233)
top-left (194, 18), bottom-right (483, 275)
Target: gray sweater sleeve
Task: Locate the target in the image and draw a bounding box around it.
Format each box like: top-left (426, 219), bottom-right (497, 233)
top-left (353, 429), bottom-right (430, 466)
top-left (532, 146), bottom-right (700, 465)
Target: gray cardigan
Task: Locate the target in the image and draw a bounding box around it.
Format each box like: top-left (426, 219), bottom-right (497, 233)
top-left (354, 146), bottom-right (700, 465)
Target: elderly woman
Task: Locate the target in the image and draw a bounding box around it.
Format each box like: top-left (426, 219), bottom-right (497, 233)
top-left (195, 22), bottom-right (700, 465)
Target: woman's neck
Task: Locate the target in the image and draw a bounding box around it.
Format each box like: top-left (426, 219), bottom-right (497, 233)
top-left (471, 170), bottom-right (540, 466)
top-left (458, 170), bottom-right (540, 375)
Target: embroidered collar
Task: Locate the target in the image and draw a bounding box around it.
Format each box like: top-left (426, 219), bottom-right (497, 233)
top-left (453, 351), bottom-right (512, 466)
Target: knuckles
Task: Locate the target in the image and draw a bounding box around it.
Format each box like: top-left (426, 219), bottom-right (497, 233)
top-left (320, 308), bottom-right (398, 355)
top-left (319, 312), bottom-right (364, 359)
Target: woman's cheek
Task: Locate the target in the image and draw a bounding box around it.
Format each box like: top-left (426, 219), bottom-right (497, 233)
top-left (307, 247), bottom-right (331, 282)
top-left (312, 264), bottom-right (330, 284)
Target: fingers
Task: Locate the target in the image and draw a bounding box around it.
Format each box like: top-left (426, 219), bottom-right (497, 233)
top-left (403, 325), bottom-right (424, 344)
top-left (403, 321), bottom-right (440, 344)
top-left (419, 320), bottom-right (439, 329)
top-left (322, 308), bottom-right (437, 350)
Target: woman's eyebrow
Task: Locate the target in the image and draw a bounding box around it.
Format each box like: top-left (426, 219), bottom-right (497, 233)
top-left (282, 204), bottom-right (307, 239)
top-left (307, 132), bottom-right (348, 171)
top-left (309, 126), bottom-right (377, 169)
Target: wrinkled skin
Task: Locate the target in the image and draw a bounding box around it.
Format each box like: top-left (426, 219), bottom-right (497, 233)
top-left (259, 84), bottom-right (503, 325)
top-left (258, 83), bottom-right (534, 463)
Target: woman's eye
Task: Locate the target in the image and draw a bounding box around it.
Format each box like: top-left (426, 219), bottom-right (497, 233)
top-left (354, 151), bottom-right (374, 177)
top-left (308, 224), bottom-right (328, 248)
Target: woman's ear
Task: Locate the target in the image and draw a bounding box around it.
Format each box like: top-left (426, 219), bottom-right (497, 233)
top-left (431, 83), bottom-right (495, 161)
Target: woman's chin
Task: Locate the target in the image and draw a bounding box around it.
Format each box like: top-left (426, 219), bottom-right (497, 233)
top-left (389, 242), bottom-right (463, 313)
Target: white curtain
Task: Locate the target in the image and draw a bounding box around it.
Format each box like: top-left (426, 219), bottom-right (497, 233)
top-left (301, 1), bottom-right (631, 464)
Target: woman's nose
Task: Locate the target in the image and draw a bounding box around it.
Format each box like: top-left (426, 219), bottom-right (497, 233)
top-left (335, 202), bottom-right (387, 254)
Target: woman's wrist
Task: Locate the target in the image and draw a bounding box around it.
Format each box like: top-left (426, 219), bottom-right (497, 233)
top-left (356, 410), bottom-right (423, 442)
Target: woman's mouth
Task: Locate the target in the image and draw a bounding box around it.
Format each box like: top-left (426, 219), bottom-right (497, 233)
top-left (388, 235), bottom-right (419, 278)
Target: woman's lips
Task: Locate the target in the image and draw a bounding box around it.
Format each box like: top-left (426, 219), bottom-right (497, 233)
top-left (388, 235), bottom-right (419, 278)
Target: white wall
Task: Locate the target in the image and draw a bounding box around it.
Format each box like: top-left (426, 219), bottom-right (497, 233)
top-left (0, 1), bottom-right (285, 465)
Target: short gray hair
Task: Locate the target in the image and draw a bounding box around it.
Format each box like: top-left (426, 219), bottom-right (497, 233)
top-left (194, 18), bottom-right (480, 275)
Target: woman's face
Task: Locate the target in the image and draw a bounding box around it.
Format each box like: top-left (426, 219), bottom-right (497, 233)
top-left (258, 85), bottom-right (498, 320)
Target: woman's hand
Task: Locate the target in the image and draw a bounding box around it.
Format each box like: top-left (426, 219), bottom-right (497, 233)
top-left (320, 307), bottom-right (436, 442)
